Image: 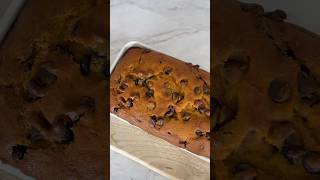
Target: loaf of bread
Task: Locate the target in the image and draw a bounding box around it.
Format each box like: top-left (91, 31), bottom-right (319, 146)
top-left (213, 0), bottom-right (320, 179)
top-left (110, 47), bottom-right (211, 157)
top-left (0, 0), bottom-right (108, 179)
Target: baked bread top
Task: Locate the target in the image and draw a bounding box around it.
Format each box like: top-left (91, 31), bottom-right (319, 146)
top-left (0, 0), bottom-right (108, 179)
top-left (110, 47), bottom-right (211, 157)
top-left (213, 0), bottom-right (320, 179)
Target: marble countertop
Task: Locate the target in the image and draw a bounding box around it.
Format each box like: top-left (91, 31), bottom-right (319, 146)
top-left (110, 0), bottom-right (209, 179)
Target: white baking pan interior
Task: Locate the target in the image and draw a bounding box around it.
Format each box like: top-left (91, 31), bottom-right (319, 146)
top-left (110, 41), bottom-right (210, 163)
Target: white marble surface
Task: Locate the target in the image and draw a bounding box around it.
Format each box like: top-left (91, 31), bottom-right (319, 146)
top-left (110, 0), bottom-right (210, 179)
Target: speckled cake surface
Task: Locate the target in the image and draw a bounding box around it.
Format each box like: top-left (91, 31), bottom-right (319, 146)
top-left (213, 0), bottom-right (320, 179)
top-left (0, 0), bottom-right (108, 179)
top-left (110, 47), bottom-right (211, 157)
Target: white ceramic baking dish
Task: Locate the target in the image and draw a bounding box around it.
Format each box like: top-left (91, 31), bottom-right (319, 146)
top-left (110, 41), bottom-right (210, 163)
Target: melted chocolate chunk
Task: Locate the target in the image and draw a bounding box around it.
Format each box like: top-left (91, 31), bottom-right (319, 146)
top-left (179, 140), bottom-right (187, 147)
top-left (23, 86), bottom-right (44, 102)
top-left (282, 145), bottom-right (306, 165)
top-left (52, 122), bottom-right (74, 144)
top-left (119, 82), bottom-right (128, 91)
top-left (149, 115), bottom-right (157, 127)
top-left (180, 79), bottom-right (188, 87)
top-left (195, 129), bottom-right (203, 137)
top-left (181, 111), bottom-right (191, 121)
top-left (203, 84), bottom-right (210, 95)
top-left (303, 151), bottom-right (320, 175)
top-left (165, 105), bottom-right (176, 117)
top-left (146, 89), bottom-right (154, 98)
top-left (268, 78), bottom-right (292, 103)
top-left (173, 92), bottom-right (184, 104)
top-left (27, 128), bottom-right (44, 142)
top-left (32, 67), bottom-right (57, 87)
top-left (126, 98), bottom-right (133, 108)
top-left (12, 145), bottom-right (27, 160)
top-left (164, 66), bottom-right (173, 75)
top-left (205, 132), bottom-right (211, 140)
top-left (297, 67), bottom-right (320, 105)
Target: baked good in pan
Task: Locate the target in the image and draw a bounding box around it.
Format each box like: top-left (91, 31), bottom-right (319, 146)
top-left (110, 47), bottom-right (211, 157)
top-left (0, 0), bottom-right (108, 179)
top-left (213, 0), bottom-right (320, 179)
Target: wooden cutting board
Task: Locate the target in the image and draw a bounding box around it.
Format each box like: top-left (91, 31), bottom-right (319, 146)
top-left (110, 115), bottom-right (210, 180)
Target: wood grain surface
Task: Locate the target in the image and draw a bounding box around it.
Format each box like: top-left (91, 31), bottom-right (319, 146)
top-left (110, 115), bottom-right (210, 180)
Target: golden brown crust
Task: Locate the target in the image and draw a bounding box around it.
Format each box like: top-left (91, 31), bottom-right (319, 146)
top-left (0, 0), bottom-right (108, 179)
top-left (213, 0), bottom-right (320, 179)
top-left (110, 47), bottom-right (210, 157)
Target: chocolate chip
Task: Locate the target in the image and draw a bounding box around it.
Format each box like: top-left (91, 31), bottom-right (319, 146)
top-left (180, 79), bottom-right (188, 87)
top-left (52, 122), bottom-right (74, 144)
top-left (282, 145), bottom-right (306, 165)
top-left (268, 78), bottom-right (292, 103)
top-left (223, 55), bottom-right (250, 84)
top-left (205, 132), bottom-right (211, 140)
top-left (203, 84), bottom-right (210, 95)
top-left (194, 87), bottom-right (202, 95)
top-left (12, 145), bottom-right (27, 160)
top-left (303, 151), bottom-right (320, 175)
top-left (195, 129), bottom-right (203, 137)
top-left (179, 140), bottom-right (187, 147)
top-left (298, 67), bottom-right (320, 105)
top-left (32, 67), bottom-right (57, 87)
top-left (172, 92), bottom-right (184, 104)
top-left (113, 107), bottom-right (119, 113)
top-left (147, 101), bottom-right (156, 110)
top-left (27, 128), bottom-right (43, 142)
top-left (149, 115), bottom-right (157, 127)
top-left (214, 104), bottom-right (236, 131)
top-left (165, 105), bottom-right (176, 117)
top-left (119, 82), bottom-right (128, 91)
top-left (181, 111), bottom-right (191, 121)
top-left (156, 117), bottom-right (164, 127)
top-left (36, 112), bottom-right (51, 129)
top-left (134, 78), bottom-right (144, 86)
top-left (146, 89), bottom-right (154, 98)
top-left (126, 98), bottom-right (133, 108)
top-left (64, 111), bottom-right (80, 124)
top-left (55, 44), bottom-right (73, 55)
top-left (79, 56), bottom-right (91, 76)
top-left (23, 85), bottom-right (44, 102)
top-left (164, 67), bottom-right (173, 75)
top-left (233, 163), bottom-right (257, 180)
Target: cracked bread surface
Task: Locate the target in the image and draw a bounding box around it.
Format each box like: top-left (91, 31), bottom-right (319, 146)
top-left (213, 0), bottom-right (320, 179)
top-left (110, 47), bottom-right (210, 157)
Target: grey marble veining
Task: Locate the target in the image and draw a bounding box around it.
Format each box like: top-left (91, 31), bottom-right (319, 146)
top-left (111, 0), bottom-right (210, 71)
top-left (110, 0), bottom-right (210, 179)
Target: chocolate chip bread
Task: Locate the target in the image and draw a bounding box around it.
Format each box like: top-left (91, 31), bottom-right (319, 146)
top-left (213, 0), bottom-right (320, 179)
top-left (0, 0), bottom-right (108, 179)
top-left (110, 47), bottom-right (210, 157)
